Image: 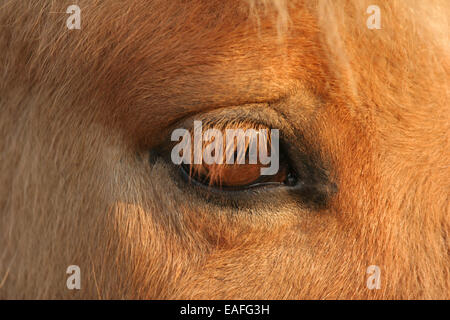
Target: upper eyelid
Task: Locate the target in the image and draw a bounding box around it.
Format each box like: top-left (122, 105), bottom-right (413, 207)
top-left (166, 103), bottom-right (287, 133)
top-left (162, 110), bottom-right (286, 154)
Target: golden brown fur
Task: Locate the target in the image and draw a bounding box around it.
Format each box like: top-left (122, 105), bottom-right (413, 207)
top-left (0, 0), bottom-right (448, 299)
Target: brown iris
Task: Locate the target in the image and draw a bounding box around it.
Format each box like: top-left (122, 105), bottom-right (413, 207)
top-left (183, 161), bottom-right (289, 189)
top-left (178, 123), bottom-right (296, 190)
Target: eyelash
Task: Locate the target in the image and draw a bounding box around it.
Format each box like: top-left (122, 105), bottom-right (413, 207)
top-left (171, 121), bottom-right (295, 186)
top-left (179, 158), bottom-right (298, 191)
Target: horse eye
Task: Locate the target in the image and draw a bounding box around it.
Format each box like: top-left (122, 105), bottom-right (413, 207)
top-left (182, 161), bottom-right (296, 190)
top-left (178, 133), bottom-right (298, 190)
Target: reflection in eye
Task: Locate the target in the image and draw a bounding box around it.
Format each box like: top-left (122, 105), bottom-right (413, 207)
top-left (178, 123), bottom-right (298, 191)
top-left (181, 161), bottom-right (296, 190)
